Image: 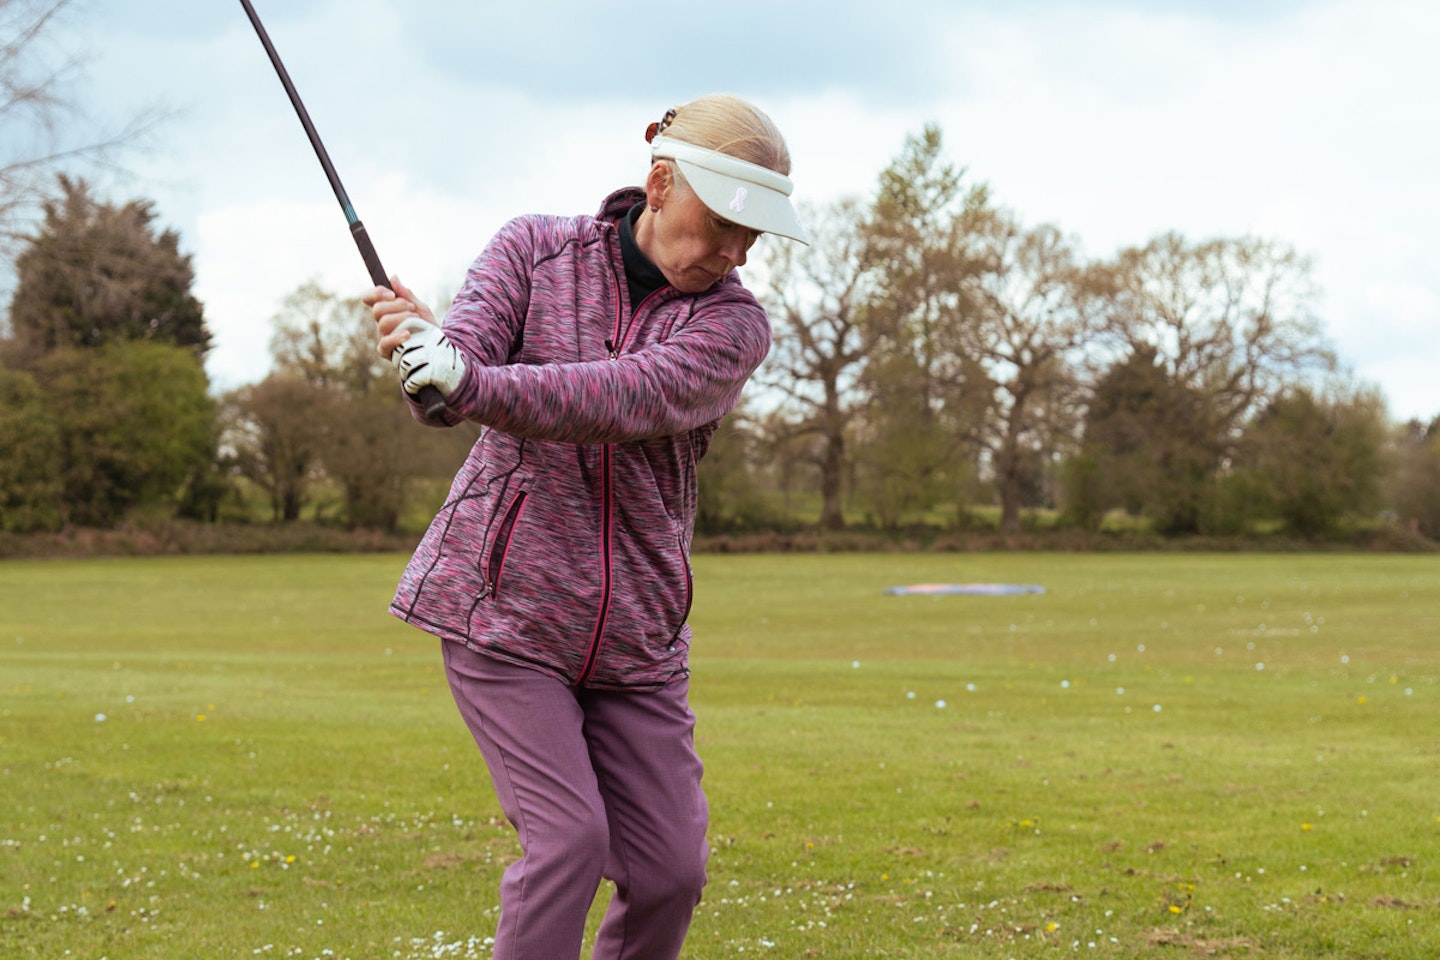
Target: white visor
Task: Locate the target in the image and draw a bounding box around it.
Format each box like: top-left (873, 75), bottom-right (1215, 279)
top-left (650, 136), bottom-right (808, 244)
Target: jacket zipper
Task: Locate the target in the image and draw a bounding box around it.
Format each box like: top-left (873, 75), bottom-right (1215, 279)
top-left (576, 285), bottom-right (628, 686)
top-left (576, 259), bottom-right (673, 686)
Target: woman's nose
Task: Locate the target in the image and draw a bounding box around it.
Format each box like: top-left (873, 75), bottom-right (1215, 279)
top-left (721, 234), bottom-right (749, 267)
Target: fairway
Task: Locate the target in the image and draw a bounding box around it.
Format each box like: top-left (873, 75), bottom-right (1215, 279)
top-left (2, 552), bottom-right (1437, 958)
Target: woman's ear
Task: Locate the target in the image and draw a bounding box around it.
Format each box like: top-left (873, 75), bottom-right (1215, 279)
top-left (644, 160), bottom-right (672, 211)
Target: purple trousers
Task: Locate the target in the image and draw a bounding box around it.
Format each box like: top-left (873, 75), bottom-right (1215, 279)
top-left (441, 640), bottom-right (709, 960)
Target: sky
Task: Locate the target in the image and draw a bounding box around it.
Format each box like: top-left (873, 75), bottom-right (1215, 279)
top-left (30, 0), bottom-right (1440, 421)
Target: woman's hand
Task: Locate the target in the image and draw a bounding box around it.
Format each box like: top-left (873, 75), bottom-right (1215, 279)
top-left (364, 275), bottom-right (436, 360)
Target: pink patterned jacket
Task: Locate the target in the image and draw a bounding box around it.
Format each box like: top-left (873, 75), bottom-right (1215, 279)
top-left (389, 188), bottom-right (772, 689)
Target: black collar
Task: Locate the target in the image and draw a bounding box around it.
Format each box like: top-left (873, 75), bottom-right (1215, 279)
top-left (618, 202), bottom-right (668, 312)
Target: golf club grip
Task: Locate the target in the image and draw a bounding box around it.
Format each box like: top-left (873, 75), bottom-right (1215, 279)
top-left (350, 221), bottom-right (447, 419)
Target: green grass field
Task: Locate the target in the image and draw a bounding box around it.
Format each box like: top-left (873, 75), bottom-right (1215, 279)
top-left (2, 552), bottom-right (1437, 959)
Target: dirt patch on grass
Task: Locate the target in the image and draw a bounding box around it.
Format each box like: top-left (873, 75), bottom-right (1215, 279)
top-left (1146, 929), bottom-right (1256, 955)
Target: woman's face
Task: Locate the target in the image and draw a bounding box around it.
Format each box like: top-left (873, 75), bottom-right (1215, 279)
top-left (641, 164), bottom-right (761, 294)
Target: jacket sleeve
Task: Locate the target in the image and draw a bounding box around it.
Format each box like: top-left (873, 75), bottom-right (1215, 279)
top-left (445, 294), bottom-right (772, 444)
top-left (400, 217), bottom-right (534, 426)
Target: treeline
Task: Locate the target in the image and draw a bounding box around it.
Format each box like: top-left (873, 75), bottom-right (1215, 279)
top-left (703, 128), bottom-right (1440, 541)
top-left (1, 134), bottom-right (1439, 544)
top-left (0, 177), bottom-right (477, 535)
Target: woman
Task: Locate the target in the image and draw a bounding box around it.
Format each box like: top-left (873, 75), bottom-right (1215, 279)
top-left (366, 94), bottom-right (806, 960)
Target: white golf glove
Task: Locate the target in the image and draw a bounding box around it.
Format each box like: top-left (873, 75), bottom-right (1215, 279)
top-left (391, 318), bottom-right (467, 398)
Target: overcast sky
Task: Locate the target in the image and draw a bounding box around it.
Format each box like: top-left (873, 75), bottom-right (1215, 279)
top-left (40, 0), bottom-right (1440, 421)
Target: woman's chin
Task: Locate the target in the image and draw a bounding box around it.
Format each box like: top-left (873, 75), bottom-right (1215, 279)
top-left (672, 268), bottom-right (723, 293)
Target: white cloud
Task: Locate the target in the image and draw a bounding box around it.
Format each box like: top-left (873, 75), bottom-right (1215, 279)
top-left (35, 0), bottom-right (1440, 421)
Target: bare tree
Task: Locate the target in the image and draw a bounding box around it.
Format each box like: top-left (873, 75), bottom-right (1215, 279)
top-left (1, 0), bottom-right (153, 261)
top-left (1109, 232), bottom-right (1336, 442)
top-left (268, 281), bottom-right (385, 391)
top-left (226, 281), bottom-right (475, 528)
top-left (965, 213), bottom-right (1111, 534)
top-left (755, 198), bottom-right (883, 530)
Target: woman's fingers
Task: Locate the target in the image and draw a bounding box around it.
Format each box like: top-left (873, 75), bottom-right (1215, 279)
top-left (367, 276), bottom-right (436, 358)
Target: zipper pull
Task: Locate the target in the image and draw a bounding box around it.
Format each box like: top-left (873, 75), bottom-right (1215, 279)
top-left (604, 338), bottom-right (617, 359)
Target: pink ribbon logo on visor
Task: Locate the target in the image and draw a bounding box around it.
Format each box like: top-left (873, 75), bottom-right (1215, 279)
top-left (728, 187), bottom-right (748, 213)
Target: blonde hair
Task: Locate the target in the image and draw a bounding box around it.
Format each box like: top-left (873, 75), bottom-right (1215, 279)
top-left (654, 94), bottom-right (792, 177)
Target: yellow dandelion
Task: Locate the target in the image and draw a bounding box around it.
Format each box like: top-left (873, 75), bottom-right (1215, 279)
top-left (1357, 697), bottom-right (1367, 705)
top-left (1169, 905), bottom-right (1183, 914)
top-left (1046, 922), bottom-right (1059, 933)
top-left (285, 855), bottom-right (296, 863)
top-left (250, 861), bottom-right (259, 869)
top-left (196, 714), bottom-right (206, 722)
top-left (1302, 823), bottom-right (1313, 831)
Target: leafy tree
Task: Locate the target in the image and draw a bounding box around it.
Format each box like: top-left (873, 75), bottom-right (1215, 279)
top-left (228, 282), bottom-right (475, 529)
top-left (1393, 417), bottom-right (1440, 540)
top-left (695, 406), bottom-right (779, 535)
top-left (224, 373), bottom-right (330, 523)
top-left (36, 340), bottom-right (215, 527)
top-left (0, 364), bottom-right (62, 530)
top-left (852, 350), bottom-right (963, 528)
top-left (1079, 345), bottom-right (1225, 534)
top-left (860, 125), bottom-right (992, 524)
top-left (323, 388), bottom-right (428, 531)
top-left (5, 176), bottom-right (209, 364)
top-left (1238, 386), bottom-right (1387, 536)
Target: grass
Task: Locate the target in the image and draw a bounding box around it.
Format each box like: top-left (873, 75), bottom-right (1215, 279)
top-left (2, 552), bottom-right (1437, 958)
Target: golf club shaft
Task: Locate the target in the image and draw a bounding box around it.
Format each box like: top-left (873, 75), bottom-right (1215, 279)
top-left (237, 0), bottom-right (447, 418)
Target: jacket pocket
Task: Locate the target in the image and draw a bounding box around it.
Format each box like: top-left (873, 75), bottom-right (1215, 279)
top-left (483, 491), bottom-right (529, 599)
top-left (674, 541), bottom-right (694, 639)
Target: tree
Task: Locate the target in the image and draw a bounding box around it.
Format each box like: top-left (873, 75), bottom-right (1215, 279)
top-left (852, 350), bottom-right (963, 528)
top-left (269, 281), bottom-right (381, 391)
top-left (1393, 417), bottom-right (1440, 540)
top-left (4, 176), bottom-right (208, 363)
top-left (0, 364), bottom-right (62, 530)
top-left (1, 0), bottom-right (153, 258)
top-left (1094, 233), bottom-right (1336, 534)
top-left (1077, 344), bottom-right (1226, 534)
top-left (323, 387), bottom-right (441, 531)
top-left (0, 173), bottom-right (217, 529)
top-left (1108, 234), bottom-right (1334, 449)
top-left (277, 283), bottom-right (475, 530)
top-left (1238, 386), bottom-right (1387, 536)
top-left (226, 282), bottom-right (475, 529)
top-left (35, 340), bottom-right (215, 527)
top-left (859, 125), bottom-right (992, 525)
top-left (695, 405), bottom-right (780, 535)
top-left (224, 373), bottom-right (331, 523)
top-left (756, 198), bottom-right (882, 530)
top-left (963, 213), bottom-right (1108, 534)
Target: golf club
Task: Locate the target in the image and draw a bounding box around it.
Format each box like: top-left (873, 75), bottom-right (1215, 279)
top-left (237, 0), bottom-right (447, 418)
